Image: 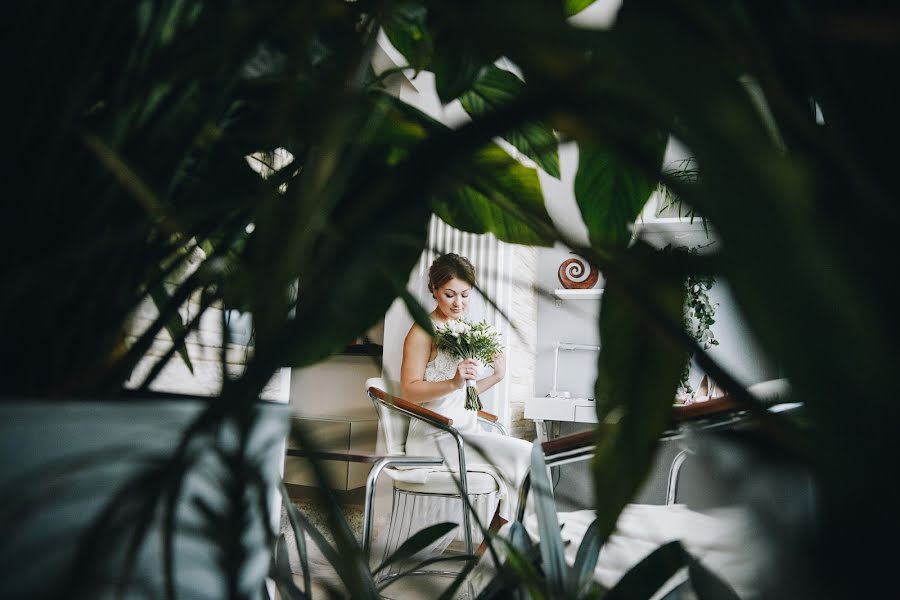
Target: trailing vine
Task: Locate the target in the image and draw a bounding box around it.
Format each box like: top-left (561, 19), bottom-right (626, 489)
top-left (664, 244), bottom-right (719, 397)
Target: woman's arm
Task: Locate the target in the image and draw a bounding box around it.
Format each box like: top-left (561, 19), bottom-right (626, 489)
top-left (476, 352), bottom-right (506, 395)
top-left (401, 325), bottom-right (468, 403)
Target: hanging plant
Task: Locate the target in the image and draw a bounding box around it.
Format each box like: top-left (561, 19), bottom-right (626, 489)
top-left (665, 244), bottom-right (719, 397)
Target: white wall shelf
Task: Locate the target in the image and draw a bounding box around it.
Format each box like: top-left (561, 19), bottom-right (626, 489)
top-left (629, 190), bottom-right (712, 237)
top-left (632, 217), bottom-right (708, 235)
top-left (553, 288), bottom-right (603, 300)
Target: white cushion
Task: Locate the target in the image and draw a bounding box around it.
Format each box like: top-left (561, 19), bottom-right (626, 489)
top-left (525, 505), bottom-right (759, 598)
top-left (747, 378), bottom-right (791, 404)
top-left (366, 377), bottom-right (410, 455)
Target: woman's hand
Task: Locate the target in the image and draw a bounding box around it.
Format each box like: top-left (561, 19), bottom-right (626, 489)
top-left (490, 353), bottom-right (506, 380)
top-left (453, 359), bottom-right (481, 389)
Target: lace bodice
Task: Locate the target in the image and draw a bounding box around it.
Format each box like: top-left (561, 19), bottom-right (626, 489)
top-left (408, 345), bottom-right (477, 436)
top-left (424, 347), bottom-right (460, 383)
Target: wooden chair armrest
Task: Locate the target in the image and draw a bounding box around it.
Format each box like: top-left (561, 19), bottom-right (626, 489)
top-left (541, 430), bottom-right (595, 456)
top-left (537, 397), bottom-right (743, 457)
top-left (285, 449), bottom-right (387, 463)
top-left (367, 386), bottom-right (453, 426)
top-left (477, 410), bottom-right (498, 422)
top-left (672, 394), bottom-right (741, 422)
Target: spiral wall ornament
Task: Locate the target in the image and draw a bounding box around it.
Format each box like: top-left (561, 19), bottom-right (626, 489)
top-left (558, 255), bottom-right (600, 289)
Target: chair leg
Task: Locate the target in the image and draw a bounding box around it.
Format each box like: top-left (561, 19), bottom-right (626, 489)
top-left (380, 487), bottom-right (406, 578)
top-left (666, 448), bottom-right (692, 505)
top-left (474, 504), bottom-right (508, 557)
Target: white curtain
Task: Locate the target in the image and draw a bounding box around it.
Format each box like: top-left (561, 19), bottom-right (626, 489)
top-left (381, 216), bottom-right (513, 425)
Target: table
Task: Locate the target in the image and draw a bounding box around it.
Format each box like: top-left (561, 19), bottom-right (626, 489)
top-left (524, 396), bottom-right (598, 442)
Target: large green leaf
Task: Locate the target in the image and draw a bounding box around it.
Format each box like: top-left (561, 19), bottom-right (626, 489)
top-left (269, 203), bottom-right (432, 369)
top-left (460, 65), bottom-right (560, 177)
top-left (572, 517), bottom-right (604, 596)
top-left (433, 144), bottom-right (556, 247)
top-left (148, 282), bottom-right (194, 375)
top-left (591, 244), bottom-right (685, 538)
top-left (604, 541), bottom-right (689, 600)
top-left (372, 91), bottom-right (556, 247)
top-left (688, 558), bottom-right (742, 600)
top-left (431, 36), bottom-right (483, 103)
top-left (564, 0), bottom-right (597, 17)
top-left (383, 3), bottom-right (433, 72)
top-left (574, 134), bottom-right (666, 247)
top-left (373, 522), bottom-right (458, 574)
top-left (273, 535), bottom-right (308, 600)
top-left (529, 442), bottom-right (569, 594)
top-left (427, 9), bottom-right (489, 104)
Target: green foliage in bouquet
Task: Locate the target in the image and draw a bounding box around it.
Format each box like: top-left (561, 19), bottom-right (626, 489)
top-left (434, 319), bottom-right (502, 411)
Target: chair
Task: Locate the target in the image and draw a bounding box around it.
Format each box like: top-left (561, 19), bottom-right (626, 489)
top-left (362, 377), bottom-right (509, 588)
top-left (517, 378), bottom-right (798, 519)
top-left (513, 379), bottom-right (803, 595)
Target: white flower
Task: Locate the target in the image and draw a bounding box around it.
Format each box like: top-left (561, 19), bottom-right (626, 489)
top-left (447, 319), bottom-right (471, 335)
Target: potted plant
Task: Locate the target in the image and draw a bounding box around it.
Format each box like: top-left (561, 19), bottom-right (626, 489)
top-left (4, 1), bottom-right (898, 598)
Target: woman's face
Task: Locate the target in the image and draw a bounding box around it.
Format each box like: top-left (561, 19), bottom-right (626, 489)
top-left (434, 277), bottom-right (471, 320)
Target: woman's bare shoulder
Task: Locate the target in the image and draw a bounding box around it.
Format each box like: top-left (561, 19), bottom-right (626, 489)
top-left (404, 321), bottom-right (432, 344)
top-left (403, 322), bottom-right (437, 364)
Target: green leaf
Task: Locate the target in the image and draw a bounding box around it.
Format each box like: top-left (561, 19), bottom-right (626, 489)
top-left (273, 535), bottom-right (309, 600)
top-left (564, 0), bottom-right (597, 17)
top-left (274, 143), bottom-right (434, 369)
top-left (688, 558), bottom-right (742, 600)
top-left (383, 3), bottom-right (433, 72)
top-left (148, 283), bottom-right (194, 375)
top-left (508, 520), bottom-right (534, 554)
top-left (460, 65), bottom-right (560, 177)
top-left (433, 144), bottom-right (556, 247)
top-left (530, 442), bottom-right (569, 593)
top-left (592, 243), bottom-right (685, 538)
top-left (282, 491), bottom-right (340, 576)
top-left (397, 285), bottom-right (435, 338)
top-left (436, 558), bottom-right (480, 600)
top-left (372, 91), bottom-right (555, 247)
top-left (378, 554), bottom-right (475, 592)
top-left (430, 27), bottom-right (484, 103)
top-left (281, 484), bottom-right (310, 595)
top-left (477, 532), bottom-right (546, 599)
top-left (373, 521), bottom-right (458, 574)
top-left (574, 134), bottom-right (666, 247)
top-left (604, 541), bottom-right (689, 600)
top-left (572, 518), bottom-right (604, 596)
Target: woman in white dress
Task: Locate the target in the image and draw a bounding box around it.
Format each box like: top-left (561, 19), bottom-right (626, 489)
top-left (401, 253), bottom-right (532, 533)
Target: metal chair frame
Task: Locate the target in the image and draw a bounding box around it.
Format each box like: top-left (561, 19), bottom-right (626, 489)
top-left (516, 392), bottom-right (803, 524)
top-left (362, 385), bottom-right (509, 594)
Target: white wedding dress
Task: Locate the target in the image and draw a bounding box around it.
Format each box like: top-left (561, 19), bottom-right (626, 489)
top-left (405, 346), bottom-right (532, 523)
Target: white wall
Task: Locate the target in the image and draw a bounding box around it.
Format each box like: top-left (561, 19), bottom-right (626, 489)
top-left (638, 224), bottom-right (777, 390)
top-left (532, 140), bottom-right (777, 404)
top-left (535, 245), bottom-right (603, 400)
top-left (375, 37), bottom-right (541, 436)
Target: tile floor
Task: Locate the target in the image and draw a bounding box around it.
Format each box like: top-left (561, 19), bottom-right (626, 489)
top-left (278, 498), bottom-right (497, 599)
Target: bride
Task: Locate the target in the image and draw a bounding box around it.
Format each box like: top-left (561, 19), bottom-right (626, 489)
top-left (401, 253), bottom-right (532, 534)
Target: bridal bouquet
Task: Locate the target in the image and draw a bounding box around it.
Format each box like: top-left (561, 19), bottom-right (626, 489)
top-left (434, 319), bottom-right (502, 411)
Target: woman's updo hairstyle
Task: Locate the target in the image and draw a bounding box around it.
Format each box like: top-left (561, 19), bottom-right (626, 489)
top-left (428, 253), bottom-right (476, 298)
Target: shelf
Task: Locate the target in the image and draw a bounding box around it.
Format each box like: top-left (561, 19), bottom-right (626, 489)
top-left (338, 343), bottom-right (383, 357)
top-left (634, 190), bottom-right (709, 235)
top-left (553, 289), bottom-right (603, 300)
top-left (631, 217), bottom-right (710, 235)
